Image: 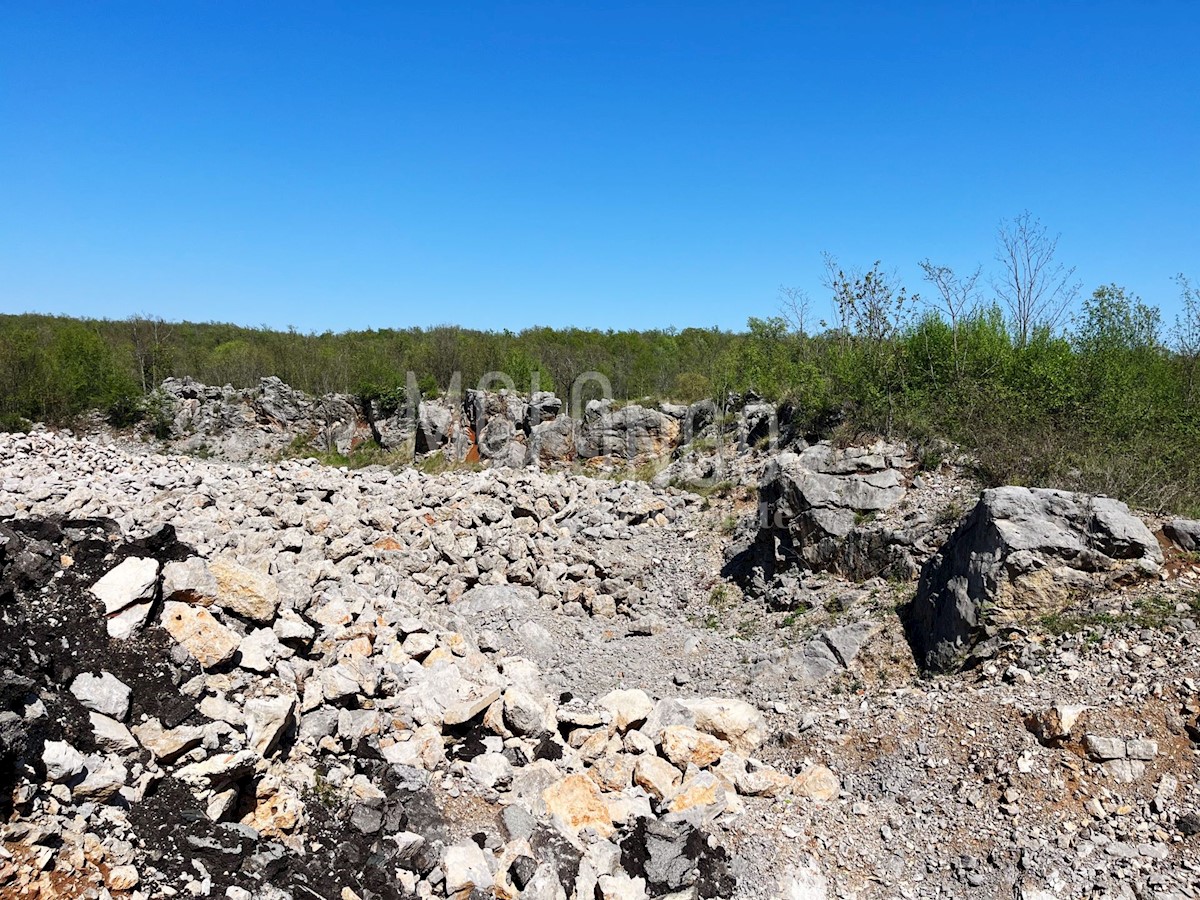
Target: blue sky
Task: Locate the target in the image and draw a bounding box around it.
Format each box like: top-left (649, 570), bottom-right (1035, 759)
top-left (2, 2), bottom-right (1197, 333)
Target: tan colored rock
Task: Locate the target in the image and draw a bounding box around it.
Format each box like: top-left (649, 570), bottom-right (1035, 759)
top-left (542, 774), bottom-right (615, 838)
top-left (578, 730), bottom-right (617, 763)
top-left (589, 753), bottom-right (636, 792)
top-left (206, 558), bottom-right (280, 624)
top-left (736, 763), bottom-right (794, 797)
top-left (599, 689), bottom-right (654, 733)
top-left (660, 725), bottom-right (728, 769)
top-left (106, 865), bottom-right (139, 890)
top-left (131, 718), bottom-right (203, 763)
top-left (422, 646), bottom-right (455, 668)
top-left (634, 754), bottom-right (682, 801)
top-left (668, 771), bottom-right (726, 815)
top-left (160, 601), bottom-right (239, 669)
top-left (792, 764), bottom-right (839, 801)
top-left (682, 698), bottom-right (765, 754)
top-left (240, 779), bottom-right (304, 836)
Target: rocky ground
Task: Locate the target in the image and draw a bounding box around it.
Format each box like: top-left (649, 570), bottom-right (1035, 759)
top-left (1, 424), bottom-right (1198, 900)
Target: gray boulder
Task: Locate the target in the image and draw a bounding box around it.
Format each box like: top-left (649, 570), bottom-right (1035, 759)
top-left (1164, 519), bottom-right (1200, 552)
top-left (752, 441), bottom-right (912, 580)
top-left (909, 487), bottom-right (1161, 671)
top-left (578, 405), bottom-right (680, 459)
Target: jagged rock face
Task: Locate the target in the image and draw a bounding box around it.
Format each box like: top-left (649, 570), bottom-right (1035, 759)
top-left (157, 377), bottom-right (745, 468)
top-left (162, 376), bottom-right (380, 461)
top-left (750, 441), bottom-right (916, 582)
top-left (578, 405), bottom-right (681, 459)
top-left (908, 486), bottom-right (1163, 671)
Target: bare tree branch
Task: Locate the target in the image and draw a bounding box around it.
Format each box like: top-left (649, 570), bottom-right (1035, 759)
top-left (992, 211), bottom-right (1081, 346)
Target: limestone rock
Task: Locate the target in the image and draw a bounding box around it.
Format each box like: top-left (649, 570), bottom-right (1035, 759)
top-left (909, 487), bottom-right (1162, 671)
top-left (542, 773), bottom-right (615, 838)
top-left (792, 764), bottom-right (839, 801)
top-left (659, 725), bottom-right (729, 769)
top-left (42, 740), bottom-right (85, 783)
top-left (208, 558), bottom-right (281, 624)
top-left (89, 556), bottom-right (159, 639)
top-left (444, 841), bottom-right (494, 900)
top-left (131, 718), bottom-right (204, 763)
top-left (599, 689), bottom-right (654, 733)
top-left (89, 712), bottom-right (138, 755)
top-left (681, 698), bottom-right (765, 755)
top-left (634, 754), bottom-right (683, 801)
top-left (244, 695), bottom-right (296, 758)
top-left (70, 671), bottom-right (132, 721)
top-left (160, 601), bottom-right (240, 670)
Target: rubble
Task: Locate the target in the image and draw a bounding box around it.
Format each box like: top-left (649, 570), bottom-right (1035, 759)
top-left (1, 427), bottom-right (1198, 899)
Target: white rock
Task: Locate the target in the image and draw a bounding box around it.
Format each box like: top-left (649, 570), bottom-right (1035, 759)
top-left (444, 841), bottom-right (493, 899)
top-left (42, 740), bottom-right (85, 783)
top-left (244, 695), bottom-right (296, 758)
top-left (89, 557), bottom-right (159, 615)
top-left (89, 712), bottom-right (138, 755)
top-left (70, 671), bottom-right (132, 720)
top-left (598, 689), bottom-right (654, 733)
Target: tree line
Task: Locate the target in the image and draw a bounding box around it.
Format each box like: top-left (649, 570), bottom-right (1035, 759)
top-left (1, 214), bottom-right (1197, 514)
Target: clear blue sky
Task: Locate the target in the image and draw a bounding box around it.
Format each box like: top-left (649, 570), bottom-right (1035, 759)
top-left (2, 2), bottom-right (1197, 333)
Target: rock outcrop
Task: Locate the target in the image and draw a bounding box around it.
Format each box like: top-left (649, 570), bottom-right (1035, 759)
top-left (731, 440), bottom-right (970, 608)
top-left (908, 486), bottom-right (1162, 671)
top-left (153, 377), bottom-right (792, 472)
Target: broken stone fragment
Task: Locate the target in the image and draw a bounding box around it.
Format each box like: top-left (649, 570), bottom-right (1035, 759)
top-left (131, 718), bottom-right (204, 763)
top-left (89, 712), bottom-right (138, 755)
top-left (542, 773), bottom-right (615, 838)
top-left (1084, 735), bottom-right (1127, 761)
top-left (599, 688), bottom-right (654, 733)
top-left (503, 687), bottom-right (556, 738)
top-left (667, 771), bottom-right (727, 817)
top-left (1026, 703), bottom-right (1087, 744)
top-left (69, 671), bottom-right (132, 721)
top-left (175, 750), bottom-right (258, 790)
top-left (659, 725), bottom-right (729, 769)
top-left (160, 601), bottom-right (240, 670)
top-left (244, 695), bottom-right (296, 758)
top-left (444, 841), bottom-right (494, 900)
top-left (633, 754), bottom-right (682, 801)
top-left (73, 754), bottom-right (128, 802)
top-left (161, 557), bottom-right (218, 605)
top-left (208, 558), bottom-right (281, 624)
top-left (680, 698), bottom-right (765, 754)
top-left (442, 687), bottom-right (502, 726)
top-left (105, 865), bottom-right (139, 891)
top-left (42, 740), bottom-right (85, 783)
top-left (89, 556), bottom-right (159, 616)
top-left (89, 556), bottom-right (160, 639)
top-left (792, 764), bottom-right (840, 801)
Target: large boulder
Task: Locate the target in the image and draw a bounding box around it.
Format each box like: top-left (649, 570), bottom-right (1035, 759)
top-left (529, 415), bottom-right (577, 465)
top-left (750, 441), bottom-right (914, 580)
top-left (908, 487), bottom-right (1162, 671)
top-left (578, 405), bottom-right (680, 459)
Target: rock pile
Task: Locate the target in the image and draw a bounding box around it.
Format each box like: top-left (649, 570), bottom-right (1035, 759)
top-left (0, 510), bottom-right (848, 899)
top-left (3, 426), bottom-right (1199, 900)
